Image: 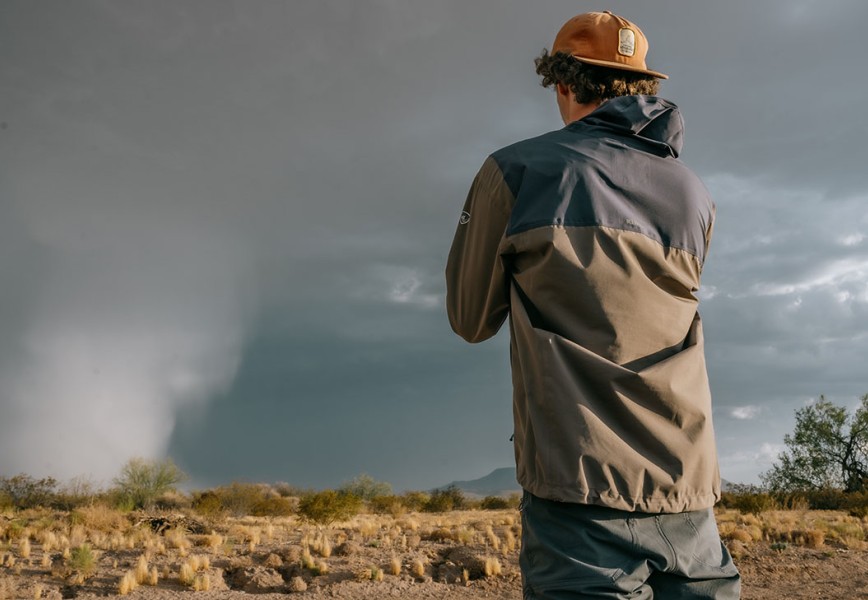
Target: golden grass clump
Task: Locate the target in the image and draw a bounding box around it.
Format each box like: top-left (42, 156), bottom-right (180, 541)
top-left (71, 504), bottom-right (128, 533)
top-left (134, 555), bottom-right (148, 583)
top-left (389, 556), bottom-right (401, 576)
top-left (39, 531), bottom-right (57, 553)
top-left (484, 557), bottom-right (502, 578)
top-left (411, 558), bottom-right (426, 578)
top-left (69, 525), bottom-right (86, 548)
top-left (301, 547), bottom-right (316, 570)
top-left (193, 574), bottom-right (210, 591)
top-left (316, 559), bottom-right (330, 575)
top-left (728, 528), bottom-right (753, 544)
top-left (166, 530), bottom-right (191, 555)
top-left (455, 528), bottom-right (474, 545)
top-left (179, 562), bottom-right (196, 587)
top-left (803, 529), bottom-right (825, 548)
top-left (118, 570), bottom-right (138, 596)
top-left (485, 526), bottom-right (501, 551)
top-left (504, 529), bottom-right (516, 552)
top-left (202, 532), bottom-right (224, 550)
top-left (18, 538), bottom-right (31, 559)
top-left (33, 583), bottom-right (43, 600)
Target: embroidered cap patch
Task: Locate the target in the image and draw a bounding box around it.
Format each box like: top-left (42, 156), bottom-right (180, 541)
top-left (618, 28), bottom-right (636, 56)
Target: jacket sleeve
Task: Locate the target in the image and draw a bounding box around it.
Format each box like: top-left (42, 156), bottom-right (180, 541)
top-left (445, 156), bottom-right (514, 343)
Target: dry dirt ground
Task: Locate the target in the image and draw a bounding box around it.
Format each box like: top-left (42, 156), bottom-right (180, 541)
top-left (2, 509), bottom-right (868, 599)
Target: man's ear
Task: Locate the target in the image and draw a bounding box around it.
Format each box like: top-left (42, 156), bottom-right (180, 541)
top-left (556, 82), bottom-right (569, 97)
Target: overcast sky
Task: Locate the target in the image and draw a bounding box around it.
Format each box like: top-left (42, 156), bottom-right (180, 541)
top-left (2, 0), bottom-right (867, 492)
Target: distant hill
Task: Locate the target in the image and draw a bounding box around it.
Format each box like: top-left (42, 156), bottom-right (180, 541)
top-left (441, 467), bottom-right (520, 498)
top-left (444, 469), bottom-right (743, 498)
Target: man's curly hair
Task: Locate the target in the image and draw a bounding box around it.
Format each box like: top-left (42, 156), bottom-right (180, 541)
top-left (534, 49), bottom-right (660, 104)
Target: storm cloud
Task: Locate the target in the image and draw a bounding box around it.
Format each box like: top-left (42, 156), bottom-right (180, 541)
top-left (1, 0), bottom-right (866, 488)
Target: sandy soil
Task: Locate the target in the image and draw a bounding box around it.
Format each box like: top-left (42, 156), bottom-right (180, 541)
top-left (3, 510), bottom-right (868, 599)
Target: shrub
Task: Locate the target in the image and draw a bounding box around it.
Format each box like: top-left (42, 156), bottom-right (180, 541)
top-left (0, 474), bottom-right (58, 509)
top-left (368, 495), bottom-right (407, 516)
top-left (251, 496), bottom-right (295, 517)
top-left (423, 486), bottom-right (466, 513)
top-left (69, 544), bottom-right (97, 578)
top-left (728, 492), bottom-right (777, 515)
top-left (480, 496), bottom-right (511, 510)
top-left (297, 490), bottom-right (362, 524)
top-left (191, 491), bottom-right (225, 517)
top-left (844, 491), bottom-right (868, 519)
top-left (112, 458), bottom-right (186, 510)
top-left (400, 491), bottom-right (430, 512)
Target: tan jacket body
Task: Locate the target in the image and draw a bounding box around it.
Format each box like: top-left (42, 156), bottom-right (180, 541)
top-left (446, 96), bottom-right (720, 513)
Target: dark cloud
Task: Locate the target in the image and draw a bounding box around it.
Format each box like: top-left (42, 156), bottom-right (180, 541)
top-left (1, 0), bottom-right (865, 487)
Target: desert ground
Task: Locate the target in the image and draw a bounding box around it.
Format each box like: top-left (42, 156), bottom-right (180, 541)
top-left (3, 505), bottom-right (868, 599)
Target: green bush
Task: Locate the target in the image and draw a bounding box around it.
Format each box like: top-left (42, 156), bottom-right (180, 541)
top-left (400, 491), bottom-right (430, 512)
top-left (69, 544), bottom-right (96, 577)
top-left (112, 458), bottom-right (186, 510)
top-left (480, 496), bottom-right (511, 510)
top-left (423, 486), bottom-right (466, 513)
top-left (297, 490), bottom-right (362, 524)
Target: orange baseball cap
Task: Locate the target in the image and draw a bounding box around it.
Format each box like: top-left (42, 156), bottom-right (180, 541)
top-left (552, 10), bottom-right (668, 79)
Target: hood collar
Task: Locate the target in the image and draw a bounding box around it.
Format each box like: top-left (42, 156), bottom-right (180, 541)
top-left (576, 95), bottom-right (684, 157)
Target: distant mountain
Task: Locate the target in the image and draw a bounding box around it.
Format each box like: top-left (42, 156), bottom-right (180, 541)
top-left (441, 467), bottom-right (520, 498)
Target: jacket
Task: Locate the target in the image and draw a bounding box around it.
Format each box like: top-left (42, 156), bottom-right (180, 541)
top-left (446, 95), bottom-right (720, 513)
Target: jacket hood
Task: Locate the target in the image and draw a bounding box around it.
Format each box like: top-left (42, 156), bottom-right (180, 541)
top-left (578, 95), bottom-right (684, 158)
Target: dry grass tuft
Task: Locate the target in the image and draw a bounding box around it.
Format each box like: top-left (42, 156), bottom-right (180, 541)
top-left (389, 556), bottom-right (401, 576)
top-left (118, 571), bottom-right (138, 596)
top-left (134, 554), bottom-right (149, 584)
top-left (179, 562), bottom-right (196, 587)
top-left (192, 574), bottom-right (210, 591)
top-left (483, 557), bottom-right (502, 577)
top-left (411, 558), bottom-right (426, 578)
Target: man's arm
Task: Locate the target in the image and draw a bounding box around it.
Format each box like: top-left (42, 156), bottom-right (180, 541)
top-left (445, 156), bottom-right (513, 343)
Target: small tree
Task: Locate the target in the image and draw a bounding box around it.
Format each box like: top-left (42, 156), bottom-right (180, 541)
top-left (113, 457), bottom-right (186, 510)
top-left (762, 394), bottom-right (868, 493)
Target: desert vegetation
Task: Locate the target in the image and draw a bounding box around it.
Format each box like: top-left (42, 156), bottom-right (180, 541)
top-left (1, 395), bottom-right (868, 599)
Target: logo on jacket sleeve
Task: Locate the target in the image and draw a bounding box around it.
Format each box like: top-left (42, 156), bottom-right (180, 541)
top-left (459, 211), bottom-right (471, 225)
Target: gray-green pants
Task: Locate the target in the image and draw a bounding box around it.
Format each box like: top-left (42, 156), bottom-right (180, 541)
top-left (520, 491), bottom-right (740, 599)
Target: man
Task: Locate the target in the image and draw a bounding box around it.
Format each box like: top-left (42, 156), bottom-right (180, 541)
top-left (446, 10), bottom-right (740, 600)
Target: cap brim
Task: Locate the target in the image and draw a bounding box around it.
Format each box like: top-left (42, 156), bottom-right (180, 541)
top-left (573, 55), bottom-right (668, 79)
